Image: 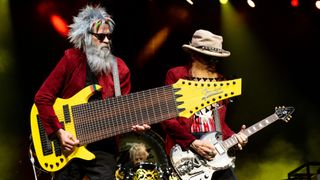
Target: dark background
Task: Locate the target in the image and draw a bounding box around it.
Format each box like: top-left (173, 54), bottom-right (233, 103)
top-left (3, 0), bottom-right (320, 179)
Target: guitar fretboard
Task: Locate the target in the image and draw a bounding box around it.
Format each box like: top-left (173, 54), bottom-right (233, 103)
top-left (222, 114), bottom-right (278, 149)
top-left (72, 85), bottom-right (179, 145)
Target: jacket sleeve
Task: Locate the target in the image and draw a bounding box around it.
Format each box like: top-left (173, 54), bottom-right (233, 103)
top-left (161, 68), bottom-right (196, 150)
top-left (34, 51), bottom-right (71, 136)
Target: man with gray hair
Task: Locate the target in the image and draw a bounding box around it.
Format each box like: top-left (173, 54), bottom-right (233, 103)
top-left (34, 4), bottom-right (150, 179)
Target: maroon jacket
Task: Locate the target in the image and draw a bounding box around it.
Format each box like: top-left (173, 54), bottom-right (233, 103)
top-left (161, 66), bottom-right (235, 155)
top-left (34, 48), bottom-right (131, 136)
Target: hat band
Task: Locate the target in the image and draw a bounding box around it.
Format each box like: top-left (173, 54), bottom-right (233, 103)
top-left (196, 46), bottom-right (225, 53)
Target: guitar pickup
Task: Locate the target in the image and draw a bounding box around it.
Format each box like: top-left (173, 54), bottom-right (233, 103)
top-left (63, 105), bottom-right (71, 123)
top-left (53, 138), bottom-right (62, 156)
top-left (214, 142), bottom-right (226, 155)
top-left (37, 115), bottom-right (53, 156)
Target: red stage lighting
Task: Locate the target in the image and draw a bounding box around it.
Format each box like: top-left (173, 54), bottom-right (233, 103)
top-left (291, 0), bottom-right (299, 7)
top-left (50, 14), bottom-right (69, 37)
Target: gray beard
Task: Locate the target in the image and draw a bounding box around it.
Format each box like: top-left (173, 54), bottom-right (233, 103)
top-left (86, 45), bottom-right (113, 75)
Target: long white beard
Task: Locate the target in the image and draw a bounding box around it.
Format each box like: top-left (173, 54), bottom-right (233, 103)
top-left (86, 44), bottom-right (113, 75)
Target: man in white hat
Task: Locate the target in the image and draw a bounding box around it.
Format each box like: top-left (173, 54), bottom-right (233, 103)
top-left (161, 29), bottom-right (248, 180)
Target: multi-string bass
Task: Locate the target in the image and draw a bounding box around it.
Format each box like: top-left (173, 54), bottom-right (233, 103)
top-left (30, 78), bottom-right (242, 172)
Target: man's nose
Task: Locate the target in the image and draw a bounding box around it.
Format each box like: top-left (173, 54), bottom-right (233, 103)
top-left (102, 36), bottom-right (110, 44)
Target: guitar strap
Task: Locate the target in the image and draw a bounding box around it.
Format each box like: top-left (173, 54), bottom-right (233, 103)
top-left (86, 55), bottom-right (121, 100)
top-left (111, 56), bottom-right (121, 97)
top-left (212, 103), bottom-right (223, 140)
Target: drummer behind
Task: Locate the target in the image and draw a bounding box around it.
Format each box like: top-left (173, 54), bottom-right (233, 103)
top-left (129, 143), bottom-right (149, 165)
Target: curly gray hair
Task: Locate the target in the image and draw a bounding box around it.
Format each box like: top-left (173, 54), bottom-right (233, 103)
top-left (68, 5), bottom-right (115, 49)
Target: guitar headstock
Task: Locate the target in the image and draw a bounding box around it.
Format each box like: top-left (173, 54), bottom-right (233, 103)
top-left (275, 106), bottom-right (295, 122)
top-left (172, 78), bottom-right (242, 118)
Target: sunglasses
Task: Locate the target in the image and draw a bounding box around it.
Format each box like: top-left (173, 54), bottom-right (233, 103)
top-left (88, 31), bottom-right (112, 42)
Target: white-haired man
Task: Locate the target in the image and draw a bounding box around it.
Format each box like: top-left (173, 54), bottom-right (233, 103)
top-left (34, 5), bottom-right (150, 179)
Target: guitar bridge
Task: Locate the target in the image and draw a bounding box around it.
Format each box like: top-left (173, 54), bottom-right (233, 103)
top-left (189, 170), bottom-right (204, 177)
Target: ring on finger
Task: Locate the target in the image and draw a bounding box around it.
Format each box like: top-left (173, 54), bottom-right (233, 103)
top-left (209, 151), bottom-right (214, 156)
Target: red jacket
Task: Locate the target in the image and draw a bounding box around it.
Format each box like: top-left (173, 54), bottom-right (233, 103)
top-left (34, 48), bottom-right (131, 136)
top-left (161, 66), bottom-right (235, 156)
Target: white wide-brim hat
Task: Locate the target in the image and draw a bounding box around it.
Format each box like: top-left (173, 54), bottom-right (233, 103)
top-left (182, 29), bottom-right (230, 57)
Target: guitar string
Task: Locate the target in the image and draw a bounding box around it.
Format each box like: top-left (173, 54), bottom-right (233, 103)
top-left (50, 79), bottom-right (238, 145)
top-left (76, 85), bottom-right (228, 143)
top-left (99, 86), bottom-right (175, 141)
top-left (72, 80), bottom-right (238, 144)
top-left (72, 86), bottom-right (177, 144)
top-left (53, 88), bottom-right (176, 145)
top-left (222, 114), bottom-right (277, 149)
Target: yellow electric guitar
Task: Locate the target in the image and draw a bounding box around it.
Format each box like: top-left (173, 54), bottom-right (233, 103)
top-left (30, 78), bottom-right (242, 172)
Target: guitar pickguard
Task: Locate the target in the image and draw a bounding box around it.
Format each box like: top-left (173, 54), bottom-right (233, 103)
top-left (170, 132), bottom-right (235, 180)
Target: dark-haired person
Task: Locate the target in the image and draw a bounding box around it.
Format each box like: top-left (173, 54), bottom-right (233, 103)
top-left (34, 5), bottom-right (150, 180)
top-left (161, 29), bottom-right (248, 180)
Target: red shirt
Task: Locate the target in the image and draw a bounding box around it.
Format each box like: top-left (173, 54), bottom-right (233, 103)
top-left (161, 66), bottom-right (235, 155)
top-left (34, 48), bottom-right (131, 136)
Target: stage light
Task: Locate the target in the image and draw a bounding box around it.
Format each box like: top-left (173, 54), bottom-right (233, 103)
top-left (291, 0), bottom-right (299, 7)
top-left (220, 0), bottom-right (228, 5)
top-left (136, 27), bottom-right (170, 67)
top-left (316, 0), bottom-right (320, 9)
top-left (247, 0), bottom-right (255, 8)
top-left (50, 14), bottom-right (69, 37)
top-left (186, 0), bottom-right (193, 5)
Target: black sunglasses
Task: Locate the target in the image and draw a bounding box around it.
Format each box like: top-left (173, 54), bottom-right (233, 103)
top-left (88, 31), bottom-right (112, 42)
